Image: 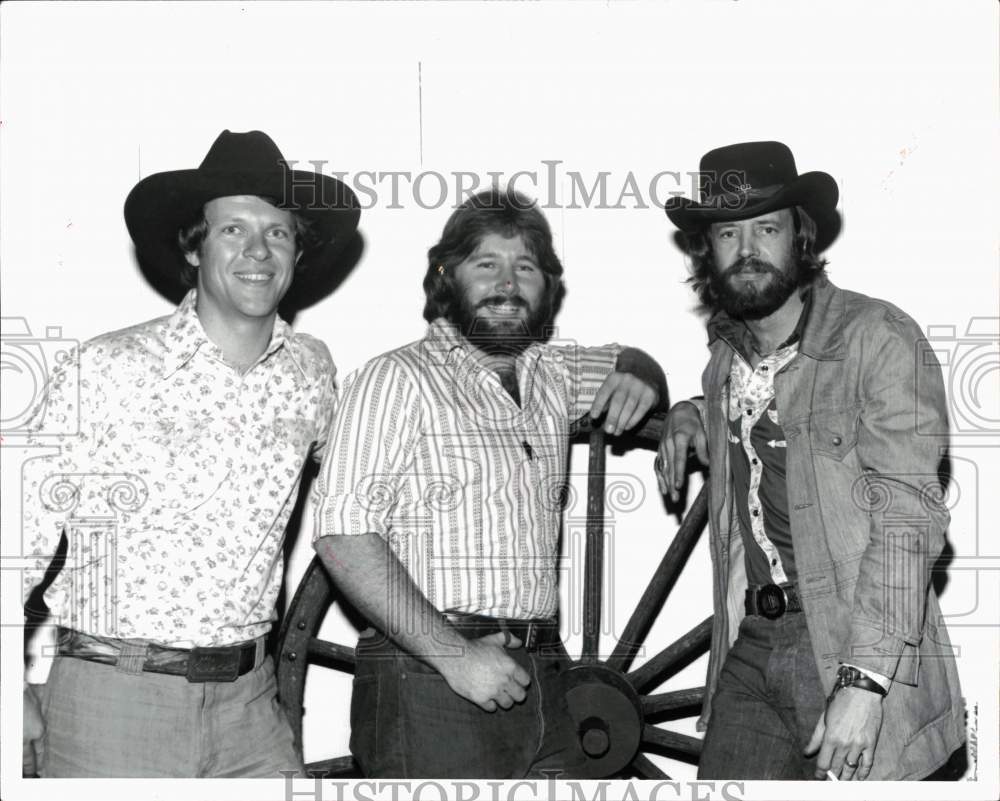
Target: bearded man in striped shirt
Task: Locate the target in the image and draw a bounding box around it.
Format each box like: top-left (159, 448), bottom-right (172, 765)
top-left (312, 187), bottom-right (667, 779)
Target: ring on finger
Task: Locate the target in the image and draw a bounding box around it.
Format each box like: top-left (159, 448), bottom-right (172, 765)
top-left (845, 759), bottom-right (859, 769)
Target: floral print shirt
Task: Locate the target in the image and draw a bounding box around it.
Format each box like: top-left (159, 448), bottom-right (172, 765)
top-left (21, 290), bottom-right (336, 647)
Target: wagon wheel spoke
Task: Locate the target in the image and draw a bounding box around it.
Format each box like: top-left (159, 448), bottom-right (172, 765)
top-left (304, 755), bottom-right (360, 777)
top-left (307, 637), bottom-right (356, 669)
top-left (581, 428), bottom-right (607, 662)
top-left (629, 753), bottom-right (670, 779)
top-left (606, 485), bottom-right (709, 673)
top-left (641, 725), bottom-right (703, 760)
top-left (626, 616), bottom-right (712, 694)
top-left (641, 687), bottom-right (705, 719)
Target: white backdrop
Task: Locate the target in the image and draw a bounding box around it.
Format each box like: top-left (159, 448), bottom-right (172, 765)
top-left (1, 2), bottom-right (997, 800)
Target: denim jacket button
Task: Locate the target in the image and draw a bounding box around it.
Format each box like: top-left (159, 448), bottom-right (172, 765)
top-left (832, 435), bottom-right (843, 446)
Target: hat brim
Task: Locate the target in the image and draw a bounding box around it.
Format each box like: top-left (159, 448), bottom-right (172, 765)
top-left (665, 171), bottom-right (840, 252)
top-left (124, 167), bottom-right (361, 294)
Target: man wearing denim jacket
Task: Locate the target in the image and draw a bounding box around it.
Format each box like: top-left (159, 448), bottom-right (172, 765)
top-left (655, 141), bottom-right (965, 780)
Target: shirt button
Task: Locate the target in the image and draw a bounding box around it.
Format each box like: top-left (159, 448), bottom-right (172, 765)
top-left (752, 508), bottom-right (760, 517)
top-left (752, 458), bottom-right (758, 465)
top-left (761, 365), bottom-right (768, 372)
top-left (746, 409), bottom-right (753, 416)
top-left (832, 435), bottom-right (843, 446)
top-left (771, 558), bottom-right (778, 566)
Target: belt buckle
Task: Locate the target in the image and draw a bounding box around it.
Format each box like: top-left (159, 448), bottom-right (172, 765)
top-left (186, 646), bottom-right (240, 683)
top-left (757, 584), bottom-right (787, 620)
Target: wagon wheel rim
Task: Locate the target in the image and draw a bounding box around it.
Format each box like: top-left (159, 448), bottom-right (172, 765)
top-left (275, 555), bottom-right (360, 776)
top-left (276, 411), bottom-right (711, 779)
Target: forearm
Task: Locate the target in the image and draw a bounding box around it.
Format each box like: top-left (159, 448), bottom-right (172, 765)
top-left (313, 533), bottom-right (467, 670)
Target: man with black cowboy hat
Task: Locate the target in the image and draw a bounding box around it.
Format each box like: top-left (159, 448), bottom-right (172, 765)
top-left (21, 130), bottom-right (358, 777)
top-left (655, 141), bottom-right (964, 780)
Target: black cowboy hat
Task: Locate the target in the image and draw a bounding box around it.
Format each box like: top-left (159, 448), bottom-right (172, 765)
top-left (124, 130), bottom-right (360, 292)
top-left (665, 141), bottom-right (840, 252)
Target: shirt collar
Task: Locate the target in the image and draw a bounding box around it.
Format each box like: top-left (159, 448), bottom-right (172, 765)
top-left (162, 289), bottom-right (303, 378)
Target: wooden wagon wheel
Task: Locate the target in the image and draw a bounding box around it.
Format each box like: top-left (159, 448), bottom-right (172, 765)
top-left (276, 412), bottom-right (711, 779)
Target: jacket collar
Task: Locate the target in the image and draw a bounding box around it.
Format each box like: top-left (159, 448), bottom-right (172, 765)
top-left (707, 276), bottom-right (846, 361)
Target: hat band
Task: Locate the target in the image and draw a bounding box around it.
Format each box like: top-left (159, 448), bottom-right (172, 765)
top-left (692, 182), bottom-right (785, 212)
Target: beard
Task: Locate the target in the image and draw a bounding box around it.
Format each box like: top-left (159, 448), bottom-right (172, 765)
top-left (709, 254), bottom-right (804, 320)
top-left (452, 292), bottom-right (551, 356)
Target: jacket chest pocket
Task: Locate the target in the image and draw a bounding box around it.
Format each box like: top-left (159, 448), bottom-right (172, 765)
top-left (808, 407), bottom-right (860, 461)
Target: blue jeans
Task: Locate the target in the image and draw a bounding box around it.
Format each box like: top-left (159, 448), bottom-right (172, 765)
top-left (698, 612), bottom-right (827, 780)
top-left (349, 631), bottom-right (587, 779)
top-left (39, 654), bottom-right (302, 777)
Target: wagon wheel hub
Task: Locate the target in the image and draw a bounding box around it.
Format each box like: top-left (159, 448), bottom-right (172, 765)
top-left (565, 663), bottom-right (642, 777)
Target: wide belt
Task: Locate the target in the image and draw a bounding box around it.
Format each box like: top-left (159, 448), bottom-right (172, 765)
top-left (56, 627), bottom-right (264, 682)
top-left (444, 613), bottom-right (560, 652)
top-left (744, 583), bottom-right (802, 619)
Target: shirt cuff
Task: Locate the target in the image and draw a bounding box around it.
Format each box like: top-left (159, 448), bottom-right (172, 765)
top-left (842, 661), bottom-right (892, 693)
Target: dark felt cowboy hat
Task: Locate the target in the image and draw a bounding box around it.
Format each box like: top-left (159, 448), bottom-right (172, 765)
top-left (124, 130), bottom-right (360, 290)
top-left (665, 141), bottom-right (840, 252)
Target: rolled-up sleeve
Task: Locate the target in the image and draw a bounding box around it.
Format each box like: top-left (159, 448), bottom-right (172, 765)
top-left (312, 359), bottom-right (421, 541)
top-left (550, 342), bottom-right (622, 421)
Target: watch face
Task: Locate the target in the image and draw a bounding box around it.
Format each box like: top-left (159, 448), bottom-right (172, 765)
top-left (836, 665), bottom-right (857, 686)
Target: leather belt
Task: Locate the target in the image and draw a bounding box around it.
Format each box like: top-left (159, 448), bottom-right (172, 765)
top-left (744, 583), bottom-right (802, 619)
top-left (56, 627), bottom-right (263, 683)
top-left (444, 613), bottom-right (560, 651)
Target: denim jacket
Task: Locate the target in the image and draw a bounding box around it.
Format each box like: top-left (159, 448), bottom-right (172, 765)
top-left (696, 277), bottom-right (964, 779)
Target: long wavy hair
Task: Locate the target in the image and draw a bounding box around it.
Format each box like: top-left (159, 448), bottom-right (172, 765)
top-left (422, 187), bottom-right (566, 326)
top-left (681, 205), bottom-right (828, 310)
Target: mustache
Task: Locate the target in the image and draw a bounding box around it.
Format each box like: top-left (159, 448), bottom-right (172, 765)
top-left (476, 295), bottom-right (529, 309)
top-left (724, 257), bottom-right (778, 277)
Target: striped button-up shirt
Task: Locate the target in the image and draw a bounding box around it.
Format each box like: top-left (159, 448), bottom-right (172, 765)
top-left (20, 290), bottom-right (336, 647)
top-left (313, 319), bottom-right (620, 620)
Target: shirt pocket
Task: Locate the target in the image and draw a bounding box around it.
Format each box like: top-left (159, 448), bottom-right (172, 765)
top-left (808, 407), bottom-right (860, 461)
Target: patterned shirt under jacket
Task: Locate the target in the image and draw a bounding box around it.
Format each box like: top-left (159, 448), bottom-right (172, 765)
top-left (20, 290), bottom-right (336, 647)
top-left (312, 319), bottom-right (621, 620)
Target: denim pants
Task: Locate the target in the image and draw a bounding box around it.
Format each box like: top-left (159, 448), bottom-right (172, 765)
top-left (349, 631), bottom-right (587, 779)
top-left (39, 654), bottom-right (303, 777)
top-left (698, 611), bottom-right (827, 780)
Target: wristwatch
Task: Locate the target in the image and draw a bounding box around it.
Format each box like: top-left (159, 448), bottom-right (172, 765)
top-left (829, 664), bottom-right (888, 700)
